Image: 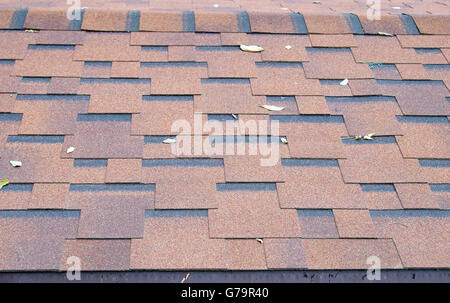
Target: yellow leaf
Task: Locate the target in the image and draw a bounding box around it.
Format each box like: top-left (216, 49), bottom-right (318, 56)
top-left (0, 179), bottom-right (10, 190)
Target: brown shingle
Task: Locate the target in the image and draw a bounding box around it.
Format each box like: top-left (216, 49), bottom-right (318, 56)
top-left (209, 188), bottom-right (301, 238)
top-left (303, 239), bottom-right (402, 269)
top-left (131, 215), bottom-right (228, 269)
top-left (333, 209), bottom-right (377, 238)
top-left (28, 183), bottom-right (69, 209)
top-left (60, 239), bottom-right (130, 271)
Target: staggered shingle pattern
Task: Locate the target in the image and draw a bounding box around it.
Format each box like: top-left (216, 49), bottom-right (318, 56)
top-left (0, 7), bottom-right (449, 271)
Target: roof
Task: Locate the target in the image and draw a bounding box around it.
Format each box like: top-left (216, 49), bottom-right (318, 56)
top-left (0, 1), bottom-right (449, 273)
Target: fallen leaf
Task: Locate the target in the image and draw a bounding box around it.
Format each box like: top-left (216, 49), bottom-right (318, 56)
top-left (340, 78), bottom-right (349, 86)
top-left (285, 45), bottom-right (292, 50)
top-left (181, 273), bottom-right (190, 283)
top-left (363, 133), bottom-right (375, 140)
top-left (213, 4), bottom-right (219, 8)
top-left (378, 32), bottom-right (394, 36)
top-left (256, 238), bottom-right (264, 244)
top-left (10, 160), bottom-right (22, 167)
top-left (313, 1), bottom-right (321, 4)
top-left (260, 105), bottom-right (285, 111)
top-left (280, 137), bottom-right (288, 144)
top-left (162, 138), bottom-right (177, 144)
top-left (355, 136), bottom-right (362, 140)
top-left (0, 179), bottom-right (10, 190)
top-left (392, 6), bottom-right (401, 9)
top-left (240, 45), bottom-right (264, 53)
top-left (66, 146), bottom-right (75, 154)
top-left (231, 114), bottom-right (238, 120)
top-left (25, 29), bottom-right (39, 33)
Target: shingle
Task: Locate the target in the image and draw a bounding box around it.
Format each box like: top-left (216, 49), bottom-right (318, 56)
top-left (224, 154), bottom-right (284, 182)
top-left (74, 33), bottom-right (140, 61)
top-left (0, 183), bottom-right (32, 210)
top-left (352, 36), bottom-right (421, 64)
top-left (412, 15), bottom-right (450, 35)
top-left (14, 45), bottom-right (83, 77)
top-left (0, 32), bottom-right (35, 59)
top-left (303, 239), bottom-right (402, 269)
top-left (309, 34), bottom-right (356, 47)
top-left (396, 64), bottom-right (430, 80)
top-left (248, 11), bottom-right (299, 34)
top-left (209, 189), bottom-right (301, 238)
top-left (140, 62), bottom-right (207, 94)
top-left (131, 215), bottom-right (228, 269)
top-left (396, 116), bottom-right (449, 159)
top-left (296, 96), bottom-right (330, 114)
top-left (197, 46), bottom-right (260, 78)
top-left (251, 62), bottom-right (322, 95)
top-left (360, 184), bottom-right (403, 210)
top-left (79, 78), bottom-right (150, 113)
top-left (339, 139), bottom-right (426, 183)
top-left (131, 32), bottom-right (195, 45)
top-left (0, 141), bottom-right (73, 183)
top-left (297, 210), bottom-right (339, 238)
top-left (357, 14), bottom-right (409, 35)
top-left (106, 159), bottom-right (142, 183)
top-left (372, 212), bottom-right (449, 268)
top-left (247, 34), bottom-right (310, 62)
top-left (304, 48), bottom-right (372, 79)
top-left (333, 209), bottom-right (377, 238)
top-left (196, 78), bottom-right (266, 113)
top-left (226, 239), bottom-right (267, 270)
top-left (142, 164), bottom-right (224, 209)
top-left (273, 116), bottom-right (347, 158)
top-left (62, 119), bottom-right (143, 159)
top-left (326, 96), bottom-right (403, 136)
top-left (24, 8), bottom-right (70, 30)
top-left (132, 96), bottom-right (195, 135)
top-left (377, 80), bottom-right (450, 116)
top-left (66, 191), bottom-right (153, 239)
top-left (47, 77), bottom-right (80, 94)
top-left (28, 183), bottom-right (69, 209)
top-left (0, 212), bottom-right (79, 270)
top-left (60, 240), bottom-right (130, 271)
top-left (304, 14), bottom-right (350, 34)
top-left (195, 10), bottom-right (239, 32)
top-left (81, 9), bottom-right (127, 31)
top-left (36, 31), bottom-right (85, 45)
top-left (13, 95), bottom-right (89, 135)
top-left (394, 183), bottom-right (440, 209)
top-left (397, 35), bottom-right (450, 48)
top-left (264, 238), bottom-right (307, 269)
top-left (168, 46), bottom-right (196, 61)
top-left (278, 161), bottom-right (364, 209)
top-left (139, 10), bottom-right (184, 32)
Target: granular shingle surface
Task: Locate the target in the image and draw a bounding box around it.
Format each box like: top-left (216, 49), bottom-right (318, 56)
top-left (0, 0), bottom-right (449, 272)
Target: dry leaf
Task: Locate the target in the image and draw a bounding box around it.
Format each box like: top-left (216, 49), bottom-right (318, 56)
top-left (0, 179), bottom-right (10, 190)
top-left (378, 32), bottom-right (394, 36)
top-left (66, 146), bottom-right (75, 154)
top-left (240, 45), bottom-right (264, 53)
top-left (340, 78), bottom-right (349, 86)
top-left (256, 238), bottom-right (264, 244)
top-left (355, 136), bottom-right (362, 140)
top-left (280, 137), bottom-right (288, 144)
top-left (25, 29), bottom-right (39, 33)
top-left (313, 1), bottom-right (321, 4)
top-left (163, 138), bottom-right (177, 144)
top-left (181, 273), bottom-right (190, 283)
top-left (260, 104), bottom-right (284, 111)
top-left (285, 45), bottom-right (292, 50)
top-left (213, 4), bottom-right (219, 8)
top-left (10, 160), bottom-right (22, 167)
top-left (363, 133), bottom-right (375, 140)
top-left (392, 6), bottom-right (401, 9)
top-left (231, 114), bottom-right (238, 120)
